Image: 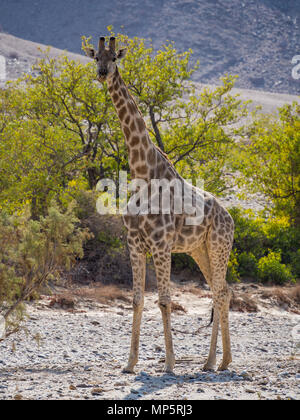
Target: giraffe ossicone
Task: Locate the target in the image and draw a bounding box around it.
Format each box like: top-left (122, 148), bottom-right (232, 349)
top-left (85, 36), bottom-right (235, 373)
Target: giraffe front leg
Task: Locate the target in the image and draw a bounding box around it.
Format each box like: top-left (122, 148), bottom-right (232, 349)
top-left (153, 250), bottom-right (175, 373)
top-left (123, 251), bottom-right (146, 374)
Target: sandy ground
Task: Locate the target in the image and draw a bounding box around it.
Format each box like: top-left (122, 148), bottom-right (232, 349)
top-left (0, 285), bottom-right (299, 401)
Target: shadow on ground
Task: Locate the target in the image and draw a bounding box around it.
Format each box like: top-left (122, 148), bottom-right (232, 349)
top-left (124, 367), bottom-right (248, 400)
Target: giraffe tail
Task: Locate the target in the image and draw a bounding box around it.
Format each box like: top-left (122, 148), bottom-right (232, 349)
top-left (208, 307), bottom-right (214, 326)
top-left (196, 308), bottom-right (214, 333)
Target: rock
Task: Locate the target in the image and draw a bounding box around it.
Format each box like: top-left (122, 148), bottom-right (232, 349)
top-left (114, 381), bottom-right (129, 387)
top-left (76, 384), bottom-right (93, 389)
top-left (91, 388), bottom-right (104, 395)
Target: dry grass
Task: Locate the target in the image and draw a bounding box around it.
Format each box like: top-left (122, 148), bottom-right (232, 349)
top-left (171, 301), bottom-right (187, 313)
top-left (288, 285), bottom-right (300, 304)
top-left (230, 292), bottom-right (258, 313)
top-left (260, 285), bottom-right (300, 309)
top-left (73, 284), bottom-right (131, 305)
top-left (49, 293), bottom-right (76, 310)
top-left (182, 284), bottom-right (212, 298)
top-left (47, 284), bottom-right (131, 310)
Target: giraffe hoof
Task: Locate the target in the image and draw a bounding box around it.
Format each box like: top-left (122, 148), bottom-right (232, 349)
top-left (164, 367), bottom-right (175, 374)
top-left (217, 361), bottom-right (231, 371)
top-left (122, 366), bottom-right (135, 374)
top-left (163, 362), bottom-right (175, 374)
top-left (203, 358), bottom-right (216, 371)
top-left (203, 363), bottom-right (215, 372)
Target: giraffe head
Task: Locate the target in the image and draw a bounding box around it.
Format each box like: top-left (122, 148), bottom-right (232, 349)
top-left (85, 36), bottom-right (127, 82)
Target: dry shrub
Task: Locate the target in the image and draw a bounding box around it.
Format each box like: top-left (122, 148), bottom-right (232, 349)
top-left (49, 293), bottom-right (76, 310)
top-left (230, 292), bottom-right (258, 312)
top-left (171, 301), bottom-right (187, 313)
top-left (261, 285), bottom-right (300, 308)
top-left (261, 289), bottom-right (287, 303)
top-left (75, 210), bottom-right (132, 286)
top-left (74, 284), bottom-right (131, 305)
top-left (183, 285), bottom-right (212, 298)
top-left (288, 285), bottom-right (300, 304)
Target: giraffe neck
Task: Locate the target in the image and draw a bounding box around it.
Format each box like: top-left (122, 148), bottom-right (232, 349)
top-left (107, 68), bottom-right (178, 182)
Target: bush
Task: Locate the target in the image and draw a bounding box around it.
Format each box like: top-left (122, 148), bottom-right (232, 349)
top-left (257, 251), bottom-right (295, 285)
top-left (237, 252), bottom-right (258, 278)
top-left (229, 207), bottom-right (266, 259)
top-left (234, 101), bottom-right (300, 226)
top-left (230, 207), bottom-right (300, 282)
top-left (172, 253), bottom-right (198, 273)
top-left (0, 201), bottom-right (91, 338)
top-left (290, 249), bottom-right (300, 278)
top-left (226, 250), bottom-right (240, 283)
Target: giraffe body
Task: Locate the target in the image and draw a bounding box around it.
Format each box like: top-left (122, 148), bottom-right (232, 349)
top-left (85, 37), bottom-right (234, 373)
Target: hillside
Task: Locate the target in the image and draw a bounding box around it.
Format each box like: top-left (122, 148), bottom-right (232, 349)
top-left (0, 0), bottom-right (300, 94)
top-left (0, 32), bottom-right (298, 116)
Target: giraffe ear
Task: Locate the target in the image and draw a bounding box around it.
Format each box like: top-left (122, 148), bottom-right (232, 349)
top-left (85, 48), bottom-right (95, 58)
top-left (117, 48), bottom-right (127, 60)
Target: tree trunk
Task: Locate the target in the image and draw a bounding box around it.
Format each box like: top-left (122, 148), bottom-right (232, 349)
top-left (149, 106), bottom-right (165, 152)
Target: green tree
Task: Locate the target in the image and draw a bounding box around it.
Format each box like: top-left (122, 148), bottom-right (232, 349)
top-left (0, 54), bottom-right (126, 215)
top-left (84, 32), bottom-right (250, 194)
top-left (235, 102), bottom-right (300, 225)
top-left (1, 33), bottom-right (250, 217)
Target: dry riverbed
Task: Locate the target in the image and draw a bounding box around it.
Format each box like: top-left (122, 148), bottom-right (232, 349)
top-left (0, 284), bottom-right (299, 400)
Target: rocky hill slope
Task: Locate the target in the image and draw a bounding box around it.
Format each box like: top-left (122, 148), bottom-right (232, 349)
top-left (0, 32), bottom-right (298, 116)
top-left (1, 0), bottom-right (300, 94)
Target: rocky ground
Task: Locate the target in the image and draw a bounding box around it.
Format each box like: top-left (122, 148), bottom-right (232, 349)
top-left (0, 283), bottom-right (299, 400)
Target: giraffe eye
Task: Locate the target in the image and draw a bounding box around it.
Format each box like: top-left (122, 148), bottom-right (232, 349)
top-left (112, 57), bottom-right (116, 62)
top-left (95, 57), bottom-right (99, 62)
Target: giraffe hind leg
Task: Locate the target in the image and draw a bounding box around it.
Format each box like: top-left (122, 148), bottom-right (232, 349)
top-left (190, 243), bottom-right (219, 371)
top-left (206, 235), bottom-right (233, 371)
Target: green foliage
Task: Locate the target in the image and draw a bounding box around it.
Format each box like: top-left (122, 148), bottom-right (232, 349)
top-left (229, 207), bottom-right (266, 260)
top-left (235, 101), bottom-right (300, 225)
top-left (97, 230), bottom-right (124, 251)
top-left (84, 32), bottom-right (250, 195)
top-left (0, 53), bottom-right (128, 215)
top-left (0, 202), bottom-right (91, 338)
top-left (257, 251), bottom-right (295, 285)
top-left (237, 252), bottom-right (258, 278)
top-left (163, 76), bottom-right (249, 193)
top-left (171, 253), bottom-right (198, 273)
top-left (226, 250), bottom-right (240, 283)
top-left (229, 207), bottom-right (300, 282)
top-left (290, 250), bottom-right (300, 278)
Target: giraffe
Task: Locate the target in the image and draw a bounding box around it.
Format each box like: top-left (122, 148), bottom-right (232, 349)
top-left (85, 36), bottom-right (235, 373)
